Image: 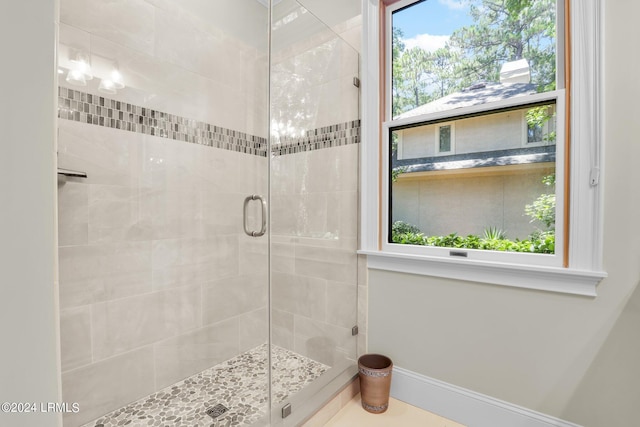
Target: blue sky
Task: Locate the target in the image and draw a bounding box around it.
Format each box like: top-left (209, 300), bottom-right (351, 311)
top-left (393, 0), bottom-right (474, 51)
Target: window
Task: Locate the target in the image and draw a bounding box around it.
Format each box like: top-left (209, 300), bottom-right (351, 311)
top-left (436, 124), bottom-right (453, 153)
top-left (360, 0), bottom-right (606, 295)
top-left (525, 105), bottom-right (557, 146)
top-left (388, 0), bottom-right (563, 266)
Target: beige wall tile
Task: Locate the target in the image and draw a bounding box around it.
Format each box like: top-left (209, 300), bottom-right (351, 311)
top-left (202, 275), bottom-right (267, 325)
top-left (151, 236), bottom-right (239, 289)
top-left (326, 191), bottom-right (358, 239)
top-left (88, 184), bottom-right (153, 244)
top-left (272, 272), bottom-right (327, 322)
top-left (57, 180), bottom-right (89, 247)
top-left (239, 237), bottom-right (268, 277)
top-left (91, 285), bottom-right (201, 360)
top-left (58, 121), bottom-right (140, 188)
top-left (61, 0), bottom-right (156, 54)
top-left (295, 245), bottom-right (357, 283)
top-left (62, 346), bottom-right (155, 427)
top-left (271, 240), bottom-right (296, 274)
top-left (59, 241), bottom-right (152, 309)
top-left (294, 316), bottom-right (356, 366)
top-left (272, 309), bottom-right (294, 350)
top-left (239, 308), bottom-right (269, 352)
top-left (326, 281), bottom-right (357, 329)
top-left (154, 318), bottom-right (240, 389)
top-left (60, 307), bottom-right (92, 372)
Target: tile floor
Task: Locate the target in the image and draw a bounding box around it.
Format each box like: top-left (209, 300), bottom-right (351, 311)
top-left (324, 395), bottom-right (465, 427)
top-left (81, 344), bottom-right (328, 427)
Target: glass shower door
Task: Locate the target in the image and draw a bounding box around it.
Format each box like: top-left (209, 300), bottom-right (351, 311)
top-left (269, 0), bottom-right (361, 423)
top-left (56, 1), bottom-right (272, 426)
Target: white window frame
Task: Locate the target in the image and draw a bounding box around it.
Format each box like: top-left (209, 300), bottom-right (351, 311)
top-left (435, 122), bottom-right (455, 154)
top-left (359, 0), bottom-right (607, 296)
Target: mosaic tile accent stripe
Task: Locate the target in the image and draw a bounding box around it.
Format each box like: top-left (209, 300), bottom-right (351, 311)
top-left (271, 120), bottom-right (361, 156)
top-left (57, 87), bottom-right (360, 158)
top-left (81, 345), bottom-right (329, 427)
top-left (57, 87), bottom-right (269, 157)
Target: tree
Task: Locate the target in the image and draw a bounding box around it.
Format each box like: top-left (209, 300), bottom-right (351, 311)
top-left (397, 47), bottom-right (431, 111)
top-left (448, 0), bottom-right (556, 91)
top-left (424, 47), bottom-right (460, 99)
top-left (391, 0), bottom-right (558, 116)
top-left (391, 27), bottom-right (407, 117)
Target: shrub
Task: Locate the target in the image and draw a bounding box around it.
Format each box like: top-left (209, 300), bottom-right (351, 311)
top-left (525, 174), bottom-right (556, 230)
top-left (482, 226), bottom-right (506, 241)
top-left (391, 229), bottom-right (555, 254)
top-left (391, 221), bottom-right (422, 235)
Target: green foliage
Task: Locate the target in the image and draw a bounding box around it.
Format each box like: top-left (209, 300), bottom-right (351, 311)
top-left (391, 221), bottom-right (421, 235)
top-left (398, 47), bottom-right (431, 110)
top-left (526, 106), bottom-right (557, 143)
top-left (391, 166), bottom-right (408, 182)
top-left (390, 228), bottom-right (555, 254)
top-left (483, 226), bottom-right (506, 240)
top-left (392, 27), bottom-right (408, 117)
top-left (390, 132), bottom-right (407, 182)
top-left (525, 174), bottom-right (556, 230)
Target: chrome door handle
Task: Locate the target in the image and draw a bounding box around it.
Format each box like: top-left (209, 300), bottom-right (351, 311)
top-left (243, 194), bottom-right (267, 237)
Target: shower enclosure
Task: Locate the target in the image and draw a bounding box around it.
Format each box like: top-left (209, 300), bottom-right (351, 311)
top-left (56, 0), bottom-right (361, 425)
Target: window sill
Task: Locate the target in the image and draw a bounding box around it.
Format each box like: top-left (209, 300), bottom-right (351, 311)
top-left (358, 250), bottom-right (607, 297)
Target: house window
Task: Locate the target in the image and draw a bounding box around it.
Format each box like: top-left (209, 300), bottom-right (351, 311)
top-left (525, 105), bottom-right (557, 146)
top-left (360, 0), bottom-right (606, 295)
top-left (437, 124), bottom-right (453, 153)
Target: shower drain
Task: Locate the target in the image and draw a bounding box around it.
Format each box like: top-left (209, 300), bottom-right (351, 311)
top-left (205, 403), bottom-right (230, 419)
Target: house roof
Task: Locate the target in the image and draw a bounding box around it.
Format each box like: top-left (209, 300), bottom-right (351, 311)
top-left (394, 82), bottom-right (538, 120)
top-left (393, 146), bottom-right (556, 175)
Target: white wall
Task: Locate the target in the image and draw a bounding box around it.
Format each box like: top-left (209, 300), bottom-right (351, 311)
top-left (0, 1), bottom-right (61, 427)
top-left (368, 1), bottom-right (640, 425)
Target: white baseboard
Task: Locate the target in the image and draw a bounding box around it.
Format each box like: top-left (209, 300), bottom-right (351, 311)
top-left (390, 367), bottom-right (582, 427)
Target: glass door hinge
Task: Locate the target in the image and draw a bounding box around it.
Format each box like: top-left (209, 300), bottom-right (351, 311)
top-left (281, 403), bottom-right (292, 419)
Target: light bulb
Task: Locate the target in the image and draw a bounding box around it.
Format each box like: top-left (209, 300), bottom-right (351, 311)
top-left (69, 50), bottom-right (93, 80)
top-left (98, 79), bottom-right (117, 94)
top-left (66, 69), bottom-right (87, 86)
top-left (110, 69), bottom-right (125, 89)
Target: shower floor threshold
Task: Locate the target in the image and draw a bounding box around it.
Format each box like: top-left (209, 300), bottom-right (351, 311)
top-left (81, 344), bottom-right (329, 427)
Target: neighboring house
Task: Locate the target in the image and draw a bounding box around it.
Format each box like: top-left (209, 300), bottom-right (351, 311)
top-left (391, 61), bottom-right (557, 240)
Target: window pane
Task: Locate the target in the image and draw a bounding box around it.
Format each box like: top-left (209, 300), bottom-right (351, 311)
top-left (439, 125), bottom-right (451, 152)
top-left (391, 0), bottom-right (558, 120)
top-left (526, 105), bottom-right (556, 144)
top-left (390, 103), bottom-right (557, 254)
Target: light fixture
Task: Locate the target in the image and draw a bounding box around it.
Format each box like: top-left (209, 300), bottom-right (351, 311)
top-left (98, 62), bottom-right (125, 94)
top-left (98, 79), bottom-right (117, 94)
top-left (65, 50), bottom-right (93, 87)
top-left (66, 69), bottom-right (87, 86)
top-left (110, 67), bottom-right (125, 89)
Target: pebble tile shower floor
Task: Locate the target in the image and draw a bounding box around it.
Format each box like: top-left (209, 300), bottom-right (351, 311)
top-left (81, 345), bottom-right (329, 427)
